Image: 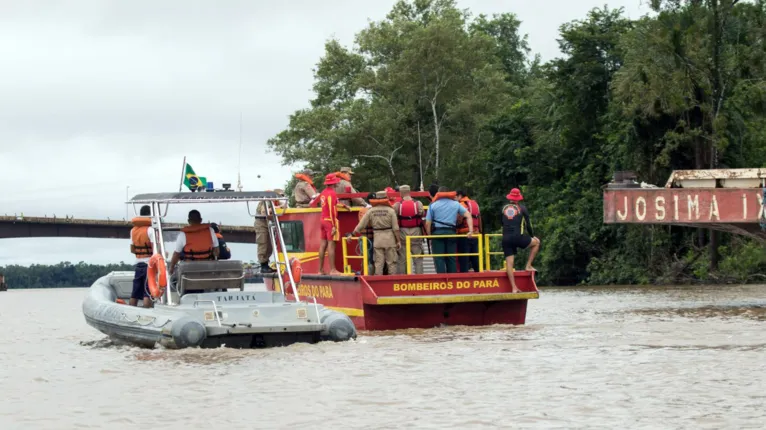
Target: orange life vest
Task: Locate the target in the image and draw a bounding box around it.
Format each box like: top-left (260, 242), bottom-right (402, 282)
top-left (432, 191), bottom-right (457, 202)
top-left (457, 197), bottom-right (481, 234)
top-left (181, 224), bottom-right (214, 260)
top-left (130, 217), bottom-right (153, 258)
top-left (334, 172), bottom-right (351, 182)
top-left (369, 199), bottom-right (391, 207)
top-left (358, 207), bottom-right (374, 239)
top-left (398, 199), bottom-right (422, 229)
top-left (295, 173), bottom-right (314, 187)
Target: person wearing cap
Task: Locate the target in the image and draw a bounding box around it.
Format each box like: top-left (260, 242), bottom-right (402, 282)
top-left (501, 188), bottom-right (540, 292)
top-left (357, 192), bottom-right (377, 275)
top-left (334, 167), bottom-right (367, 207)
top-left (393, 185), bottom-right (425, 274)
top-left (210, 222), bottom-right (232, 260)
top-left (318, 174), bottom-right (347, 275)
top-left (293, 169), bottom-right (318, 208)
top-left (425, 186), bottom-right (473, 273)
top-left (348, 190), bottom-right (401, 275)
top-left (254, 189), bottom-right (287, 273)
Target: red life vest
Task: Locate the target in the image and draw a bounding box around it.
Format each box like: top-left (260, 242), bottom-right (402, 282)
top-left (398, 200), bottom-right (422, 228)
top-left (457, 198), bottom-right (481, 234)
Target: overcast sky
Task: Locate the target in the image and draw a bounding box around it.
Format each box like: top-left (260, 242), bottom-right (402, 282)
top-left (0, 0), bottom-right (648, 266)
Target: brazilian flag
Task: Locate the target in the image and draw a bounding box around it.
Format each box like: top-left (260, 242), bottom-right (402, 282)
top-left (183, 163), bottom-right (207, 191)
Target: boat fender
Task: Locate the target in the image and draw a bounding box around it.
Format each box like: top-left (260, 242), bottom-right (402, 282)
top-left (319, 309), bottom-right (357, 342)
top-left (169, 316), bottom-right (207, 348)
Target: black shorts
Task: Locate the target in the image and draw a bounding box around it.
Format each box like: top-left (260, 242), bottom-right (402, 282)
top-left (502, 235), bottom-right (532, 257)
top-left (131, 262), bottom-right (148, 300)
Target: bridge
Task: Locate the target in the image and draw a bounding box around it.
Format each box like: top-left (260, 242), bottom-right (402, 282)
top-left (0, 216), bottom-right (256, 243)
top-left (603, 169), bottom-right (766, 241)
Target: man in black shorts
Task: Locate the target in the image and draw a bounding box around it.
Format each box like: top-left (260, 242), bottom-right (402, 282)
top-left (501, 188), bottom-right (540, 293)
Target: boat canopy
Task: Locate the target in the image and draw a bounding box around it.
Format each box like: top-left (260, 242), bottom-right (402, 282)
top-left (127, 191), bottom-right (283, 204)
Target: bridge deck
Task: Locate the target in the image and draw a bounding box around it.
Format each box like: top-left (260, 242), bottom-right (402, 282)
top-left (0, 216), bottom-right (256, 243)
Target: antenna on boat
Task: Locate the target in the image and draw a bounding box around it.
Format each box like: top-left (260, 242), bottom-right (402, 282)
top-left (237, 112), bottom-right (243, 192)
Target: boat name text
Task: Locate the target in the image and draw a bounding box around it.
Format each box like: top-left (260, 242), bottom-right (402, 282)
top-left (297, 284), bottom-right (334, 299)
top-left (392, 279), bottom-right (500, 292)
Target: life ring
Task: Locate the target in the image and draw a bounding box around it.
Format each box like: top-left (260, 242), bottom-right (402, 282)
top-left (147, 254), bottom-right (168, 299)
top-left (280, 257), bottom-right (302, 291)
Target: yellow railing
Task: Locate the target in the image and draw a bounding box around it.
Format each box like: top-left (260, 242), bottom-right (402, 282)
top-left (341, 236), bottom-right (369, 275)
top-left (483, 233), bottom-right (506, 271)
top-left (405, 234), bottom-right (484, 275)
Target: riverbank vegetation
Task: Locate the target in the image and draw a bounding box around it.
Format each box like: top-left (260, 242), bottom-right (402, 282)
top-left (1, 261), bottom-right (265, 289)
top-left (0, 262), bottom-right (134, 289)
top-left (268, 0), bottom-right (766, 286)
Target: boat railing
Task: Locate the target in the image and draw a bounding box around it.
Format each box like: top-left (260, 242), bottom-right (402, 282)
top-left (341, 236), bottom-right (370, 275)
top-left (482, 233), bottom-right (506, 271)
top-left (404, 234), bottom-right (485, 275)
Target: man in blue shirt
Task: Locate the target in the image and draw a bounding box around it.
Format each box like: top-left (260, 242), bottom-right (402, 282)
top-left (425, 187), bottom-right (474, 273)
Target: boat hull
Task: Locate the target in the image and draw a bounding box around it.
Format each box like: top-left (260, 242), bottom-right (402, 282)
top-left (265, 270), bottom-right (538, 331)
top-left (82, 271), bottom-right (356, 349)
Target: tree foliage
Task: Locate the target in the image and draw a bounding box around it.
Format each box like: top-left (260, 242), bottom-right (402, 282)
top-left (269, 0), bottom-right (766, 285)
top-left (1, 262), bottom-right (134, 289)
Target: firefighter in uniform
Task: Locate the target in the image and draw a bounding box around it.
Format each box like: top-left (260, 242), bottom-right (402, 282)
top-left (254, 189), bottom-right (287, 273)
top-left (349, 191), bottom-right (401, 275)
top-left (334, 167), bottom-right (367, 207)
top-left (393, 185), bottom-right (425, 274)
top-left (456, 189), bottom-right (481, 272)
top-left (357, 192), bottom-right (377, 275)
top-left (293, 169), bottom-right (318, 208)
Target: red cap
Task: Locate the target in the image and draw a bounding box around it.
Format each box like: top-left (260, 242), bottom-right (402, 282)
top-left (506, 188), bottom-right (523, 201)
top-left (324, 174), bottom-right (340, 185)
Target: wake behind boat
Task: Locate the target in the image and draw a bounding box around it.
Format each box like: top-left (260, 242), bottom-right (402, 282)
top-left (82, 191), bottom-right (357, 349)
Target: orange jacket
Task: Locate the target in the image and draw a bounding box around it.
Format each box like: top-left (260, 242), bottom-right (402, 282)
top-left (130, 217), bottom-right (153, 258)
top-left (181, 224), bottom-right (214, 260)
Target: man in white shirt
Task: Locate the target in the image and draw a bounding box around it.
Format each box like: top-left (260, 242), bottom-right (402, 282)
top-left (168, 209), bottom-right (219, 275)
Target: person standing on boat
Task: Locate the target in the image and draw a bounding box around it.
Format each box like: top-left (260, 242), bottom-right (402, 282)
top-left (425, 187), bottom-right (473, 273)
top-left (456, 189), bottom-right (481, 272)
top-left (357, 192), bottom-right (377, 275)
top-left (501, 188), bottom-right (540, 293)
top-left (349, 190), bottom-right (401, 275)
top-left (335, 167), bottom-right (367, 207)
top-left (129, 205), bottom-right (155, 308)
top-left (293, 169), bottom-right (318, 208)
top-left (253, 189), bottom-right (287, 274)
top-left (210, 223), bottom-right (231, 260)
top-left (168, 210), bottom-right (219, 274)
top-left (318, 174), bottom-right (347, 275)
top-left (393, 185), bottom-right (425, 274)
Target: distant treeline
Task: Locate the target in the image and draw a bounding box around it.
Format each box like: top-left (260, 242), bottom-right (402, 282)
top-left (1, 262), bottom-right (134, 289)
top-left (1, 261), bottom-right (264, 289)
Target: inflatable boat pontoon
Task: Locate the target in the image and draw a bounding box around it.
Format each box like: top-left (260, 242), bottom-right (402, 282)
top-left (82, 191), bottom-right (357, 349)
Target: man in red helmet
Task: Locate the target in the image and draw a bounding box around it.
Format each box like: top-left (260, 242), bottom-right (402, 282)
top-left (318, 173), bottom-right (348, 274)
top-left (501, 188), bottom-right (540, 293)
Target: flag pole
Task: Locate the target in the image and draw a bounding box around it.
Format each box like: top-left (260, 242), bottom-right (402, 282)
top-left (178, 156), bottom-right (187, 192)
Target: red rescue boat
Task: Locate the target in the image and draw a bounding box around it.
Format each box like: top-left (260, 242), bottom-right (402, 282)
top-left (263, 191), bottom-right (539, 331)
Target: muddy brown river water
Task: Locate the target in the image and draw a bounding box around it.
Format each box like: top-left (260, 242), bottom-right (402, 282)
top-left (1, 284), bottom-right (764, 429)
